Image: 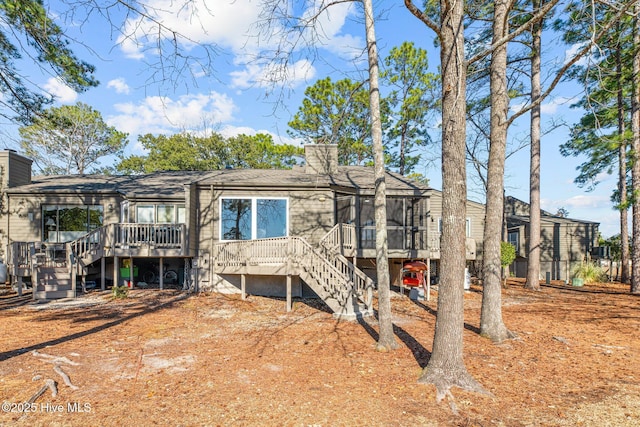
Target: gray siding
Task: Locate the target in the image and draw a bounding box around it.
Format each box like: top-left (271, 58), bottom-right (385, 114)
top-left (5, 194), bottom-right (121, 244)
top-left (428, 190), bottom-right (486, 259)
top-left (200, 187), bottom-right (335, 249)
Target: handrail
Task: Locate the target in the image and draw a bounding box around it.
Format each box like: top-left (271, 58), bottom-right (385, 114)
top-left (318, 223), bottom-right (357, 256)
top-left (318, 224), bottom-right (373, 307)
top-left (213, 236), bottom-right (373, 309)
top-left (10, 223), bottom-right (187, 274)
top-left (113, 223), bottom-right (185, 248)
top-left (69, 225), bottom-right (108, 264)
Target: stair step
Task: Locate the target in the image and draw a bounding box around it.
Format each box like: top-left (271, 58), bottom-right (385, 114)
top-left (40, 284), bottom-right (73, 292)
top-left (34, 290), bottom-right (76, 300)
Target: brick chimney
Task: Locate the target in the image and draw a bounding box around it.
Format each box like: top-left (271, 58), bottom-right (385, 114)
top-left (304, 144), bottom-right (338, 175)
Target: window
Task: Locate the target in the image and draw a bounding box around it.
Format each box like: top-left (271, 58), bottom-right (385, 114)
top-left (157, 205), bottom-right (175, 223)
top-left (220, 197), bottom-right (288, 241)
top-left (137, 205), bottom-right (154, 223)
top-left (135, 204), bottom-right (185, 224)
top-left (177, 206), bottom-right (186, 224)
top-left (121, 201), bottom-right (129, 222)
top-left (42, 205), bottom-right (104, 242)
top-left (438, 217), bottom-right (472, 237)
top-left (336, 195), bottom-right (354, 224)
top-left (508, 231), bottom-right (519, 249)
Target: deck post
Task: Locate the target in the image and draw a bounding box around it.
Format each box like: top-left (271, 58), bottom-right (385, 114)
top-left (114, 256), bottom-right (119, 288)
top-left (159, 257), bottom-right (164, 290)
top-left (71, 259), bottom-right (77, 298)
top-left (286, 274), bottom-right (292, 312)
top-left (129, 256), bottom-right (134, 287)
top-left (101, 257), bottom-right (106, 290)
top-left (16, 276), bottom-right (22, 297)
top-left (30, 245), bottom-right (37, 300)
top-left (241, 274), bottom-right (246, 300)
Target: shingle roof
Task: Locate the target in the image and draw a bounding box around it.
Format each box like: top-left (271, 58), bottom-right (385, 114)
top-left (6, 171), bottom-right (204, 198)
top-left (5, 166), bottom-right (431, 197)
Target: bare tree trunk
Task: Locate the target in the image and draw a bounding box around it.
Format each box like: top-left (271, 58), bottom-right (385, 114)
top-left (631, 7), bottom-right (640, 294)
top-left (525, 0), bottom-right (543, 291)
top-left (480, 0), bottom-right (514, 341)
top-left (407, 0), bottom-right (488, 400)
top-left (616, 30), bottom-right (630, 284)
top-left (363, 0), bottom-right (398, 350)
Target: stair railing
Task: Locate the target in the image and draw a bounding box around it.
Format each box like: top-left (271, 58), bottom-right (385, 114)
top-left (213, 236), bottom-right (366, 309)
top-left (318, 224), bottom-right (373, 308)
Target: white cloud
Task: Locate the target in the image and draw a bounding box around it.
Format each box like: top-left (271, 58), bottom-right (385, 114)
top-left (563, 42), bottom-right (591, 67)
top-left (230, 59), bottom-right (316, 89)
top-left (217, 125), bottom-right (301, 147)
top-left (116, 0), bottom-right (264, 59)
top-left (323, 33), bottom-right (366, 62)
top-left (115, 0), bottom-right (359, 74)
top-left (300, 2), bottom-right (363, 60)
top-left (107, 92), bottom-right (236, 138)
top-left (43, 78), bottom-right (77, 103)
top-left (542, 194), bottom-right (610, 213)
top-left (540, 96), bottom-right (576, 115)
top-left (107, 78), bottom-right (131, 95)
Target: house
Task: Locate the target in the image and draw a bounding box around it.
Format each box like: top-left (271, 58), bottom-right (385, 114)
top-left (505, 196), bottom-right (600, 281)
top-left (0, 146), bottom-right (601, 315)
top-left (0, 145), bottom-right (480, 318)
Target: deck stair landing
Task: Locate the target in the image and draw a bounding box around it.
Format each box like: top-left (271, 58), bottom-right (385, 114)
top-left (213, 227), bottom-right (374, 319)
top-left (33, 267), bottom-right (74, 300)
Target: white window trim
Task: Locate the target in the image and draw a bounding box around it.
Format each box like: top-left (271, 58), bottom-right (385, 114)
top-left (219, 196), bottom-right (289, 241)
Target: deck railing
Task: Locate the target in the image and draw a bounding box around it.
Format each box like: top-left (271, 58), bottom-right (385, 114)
top-left (69, 226), bottom-right (107, 263)
top-left (318, 224), bottom-right (373, 306)
top-left (318, 223), bottom-right (357, 256)
top-left (213, 236), bottom-right (373, 308)
top-left (113, 223), bottom-right (185, 248)
top-left (7, 241), bottom-right (69, 271)
top-left (8, 223), bottom-right (187, 274)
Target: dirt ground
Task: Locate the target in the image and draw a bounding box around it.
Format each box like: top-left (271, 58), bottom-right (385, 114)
top-left (0, 278), bottom-right (639, 427)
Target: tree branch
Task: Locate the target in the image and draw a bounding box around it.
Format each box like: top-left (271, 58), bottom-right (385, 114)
top-left (507, 0), bottom-right (639, 126)
top-left (466, 0), bottom-right (560, 66)
top-left (404, 0), bottom-right (441, 37)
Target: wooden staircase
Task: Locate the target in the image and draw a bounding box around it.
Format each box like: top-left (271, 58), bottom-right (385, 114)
top-left (33, 266), bottom-right (75, 300)
top-left (213, 225), bottom-right (374, 319)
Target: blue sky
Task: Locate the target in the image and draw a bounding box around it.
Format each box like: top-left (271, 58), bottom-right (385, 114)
top-left (0, 1), bottom-right (623, 238)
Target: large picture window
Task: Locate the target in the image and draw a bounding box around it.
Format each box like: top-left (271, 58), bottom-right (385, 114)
top-left (43, 205), bottom-right (103, 242)
top-left (221, 197), bottom-right (288, 241)
top-left (135, 204), bottom-right (185, 224)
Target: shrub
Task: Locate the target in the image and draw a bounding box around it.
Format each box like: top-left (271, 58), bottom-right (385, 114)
top-left (571, 262), bottom-right (607, 284)
top-left (500, 241), bottom-right (516, 268)
top-left (112, 284), bottom-right (129, 299)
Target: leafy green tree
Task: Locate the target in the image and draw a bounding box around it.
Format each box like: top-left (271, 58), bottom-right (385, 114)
top-left (287, 77), bottom-right (376, 166)
top-left (19, 102), bottom-right (126, 174)
top-left (226, 134), bottom-right (303, 169)
top-left (558, 10), bottom-right (634, 284)
top-left (0, 0), bottom-right (97, 122)
top-left (381, 41), bottom-right (439, 175)
top-left (116, 132), bottom-right (302, 173)
top-left (117, 132), bottom-right (228, 173)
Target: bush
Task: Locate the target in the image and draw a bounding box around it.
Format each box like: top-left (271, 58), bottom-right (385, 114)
top-left (571, 262), bottom-right (607, 284)
top-left (112, 284), bottom-right (129, 299)
top-left (500, 241), bottom-right (516, 268)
